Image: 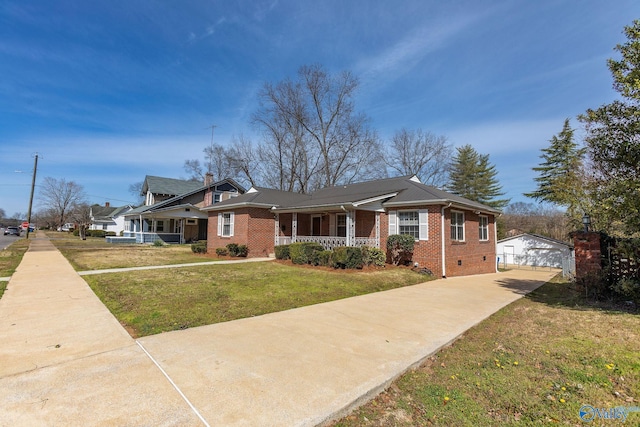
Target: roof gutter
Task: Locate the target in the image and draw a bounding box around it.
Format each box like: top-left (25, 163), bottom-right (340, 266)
top-left (384, 199), bottom-right (501, 215)
top-left (441, 203), bottom-right (452, 278)
top-left (203, 202), bottom-right (276, 212)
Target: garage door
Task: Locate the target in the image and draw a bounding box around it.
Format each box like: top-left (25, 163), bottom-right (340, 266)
top-left (525, 248), bottom-right (563, 268)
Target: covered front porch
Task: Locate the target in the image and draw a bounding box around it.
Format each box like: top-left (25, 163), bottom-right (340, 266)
top-left (274, 210), bottom-right (380, 251)
top-left (123, 205), bottom-right (208, 244)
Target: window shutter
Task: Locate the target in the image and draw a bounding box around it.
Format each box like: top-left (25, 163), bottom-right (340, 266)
top-left (229, 212), bottom-right (234, 237)
top-left (217, 213), bottom-right (222, 236)
top-left (388, 210), bottom-right (397, 234)
top-left (419, 209), bottom-right (428, 240)
top-left (329, 214), bottom-right (336, 236)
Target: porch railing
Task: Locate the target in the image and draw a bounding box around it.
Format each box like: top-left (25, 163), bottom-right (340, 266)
top-left (124, 231), bottom-right (182, 244)
top-left (277, 235), bottom-right (379, 251)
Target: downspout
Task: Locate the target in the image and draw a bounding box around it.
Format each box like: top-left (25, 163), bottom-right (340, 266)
top-left (441, 203), bottom-right (451, 278)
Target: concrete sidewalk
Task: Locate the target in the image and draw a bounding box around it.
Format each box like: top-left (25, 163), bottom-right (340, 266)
top-left (0, 233), bottom-right (558, 426)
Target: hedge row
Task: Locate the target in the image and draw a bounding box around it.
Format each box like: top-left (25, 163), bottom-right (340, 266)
top-left (275, 242), bottom-right (386, 269)
top-left (72, 229), bottom-right (117, 238)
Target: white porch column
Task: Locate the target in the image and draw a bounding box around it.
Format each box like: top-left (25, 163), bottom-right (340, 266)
top-left (274, 213), bottom-right (280, 246)
top-left (292, 212), bottom-right (297, 243)
top-left (346, 210), bottom-right (355, 246)
top-left (375, 211), bottom-right (380, 248)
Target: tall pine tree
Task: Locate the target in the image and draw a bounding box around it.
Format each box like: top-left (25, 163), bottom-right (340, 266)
top-left (524, 118), bottom-right (586, 219)
top-left (447, 145), bottom-right (510, 210)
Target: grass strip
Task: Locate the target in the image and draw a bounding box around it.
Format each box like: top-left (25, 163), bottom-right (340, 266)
top-left (0, 238), bottom-right (30, 279)
top-left (332, 275), bottom-right (640, 426)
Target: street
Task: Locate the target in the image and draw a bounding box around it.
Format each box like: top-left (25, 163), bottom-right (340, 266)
top-left (0, 230), bottom-right (23, 250)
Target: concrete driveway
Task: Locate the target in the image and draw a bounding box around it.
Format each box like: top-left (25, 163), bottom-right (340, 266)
top-left (0, 233), bottom-right (558, 426)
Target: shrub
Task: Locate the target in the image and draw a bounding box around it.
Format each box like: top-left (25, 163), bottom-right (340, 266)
top-left (90, 230), bottom-right (106, 238)
top-left (215, 247), bottom-right (228, 256)
top-left (331, 246), bottom-right (364, 269)
top-left (315, 250), bottom-right (332, 266)
top-left (610, 277), bottom-right (640, 304)
top-left (226, 243), bottom-right (239, 257)
top-left (236, 244), bottom-right (249, 257)
top-left (106, 231), bottom-right (117, 237)
top-left (386, 234), bottom-right (415, 265)
top-left (191, 241), bottom-right (207, 254)
top-left (152, 239), bottom-right (165, 247)
top-left (290, 242), bottom-right (325, 265)
top-left (365, 247), bottom-right (386, 267)
top-left (274, 245), bottom-right (290, 260)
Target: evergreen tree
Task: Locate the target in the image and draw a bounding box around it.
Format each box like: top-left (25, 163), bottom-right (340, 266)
top-left (524, 118), bottom-right (586, 219)
top-left (447, 145), bottom-right (510, 210)
top-left (579, 20), bottom-right (640, 233)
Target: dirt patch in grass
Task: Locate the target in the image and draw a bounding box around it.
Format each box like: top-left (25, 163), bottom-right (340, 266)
top-left (330, 275), bottom-right (640, 426)
top-left (85, 262), bottom-right (430, 338)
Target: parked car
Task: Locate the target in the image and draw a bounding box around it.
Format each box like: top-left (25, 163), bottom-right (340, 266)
top-left (4, 226), bottom-right (21, 236)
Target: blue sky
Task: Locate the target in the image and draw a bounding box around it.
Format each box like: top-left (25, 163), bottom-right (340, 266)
top-left (1, 1), bottom-right (638, 218)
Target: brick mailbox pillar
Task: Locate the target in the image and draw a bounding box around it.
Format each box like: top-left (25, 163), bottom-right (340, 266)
top-left (573, 231), bottom-right (602, 280)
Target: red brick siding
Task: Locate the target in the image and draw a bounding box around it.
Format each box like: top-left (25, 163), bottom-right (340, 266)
top-left (443, 210), bottom-right (496, 277)
top-left (207, 208), bottom-right (276, 257)
top-left (355, 211), bottom-right (376, 238)
top-left (380, 206), bottom-right (443, 276)
top-left (208, 205), bottom-right (497, 276)
top-left (277, 213), bottom-right (293, 238)
top-left (380, 206), bottom-right (496, 277)
top-left (573, 232), bottom-right (601, 280)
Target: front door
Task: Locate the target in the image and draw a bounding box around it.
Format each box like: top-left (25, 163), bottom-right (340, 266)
top-left (312, 215), bottom-right (321, 236)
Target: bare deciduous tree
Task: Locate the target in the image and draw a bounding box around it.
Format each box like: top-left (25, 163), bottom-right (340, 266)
top-left (385, 128), bottom-right (452, 187)
top-left (226, 134), bottom-right (260, 188)
top-left (69, 203), bottom-right (92, 240)
top-left (38, 177), bottom-right (87, 230)
top-left (252, 64), bottom-right (384, 192)
top-left (184, 142), bottom-right (234, 182)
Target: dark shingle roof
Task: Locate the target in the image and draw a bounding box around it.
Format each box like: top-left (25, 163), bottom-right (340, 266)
top-left (142, 175), bottom-right (203, 197)
top-left (204, 176), bottom-right (500, 214)
top-left (204, 187), bottom-right (312, 211)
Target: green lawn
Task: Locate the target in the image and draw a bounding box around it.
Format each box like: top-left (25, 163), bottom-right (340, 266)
top-left (0, 238), bottom-right (29, 278)
top-left (331, 275), bottom-right (640, 426)
top-left (47, 232), bottom-right (217, 270)
top-left (84, 262), bottom-right (429, 337)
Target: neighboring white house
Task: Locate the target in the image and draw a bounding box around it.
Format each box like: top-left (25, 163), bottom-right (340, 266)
top-left (89, 203), bottom-right (134, 234)
top-left (497, 233), bottom-right (574, 270)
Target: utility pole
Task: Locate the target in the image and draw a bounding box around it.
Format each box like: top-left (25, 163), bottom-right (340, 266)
top-left (25, 153), bottom-right (38, 239)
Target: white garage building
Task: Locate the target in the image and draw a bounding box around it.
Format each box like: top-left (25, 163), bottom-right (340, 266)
top-left (497, 233), bottom-right (574, 271)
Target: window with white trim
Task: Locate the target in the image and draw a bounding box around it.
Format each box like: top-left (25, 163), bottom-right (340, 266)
top-left (398, 211), bottom-right (419, 239)
top-left (156, 220), bottom-right (164, 232)
top-left (450, 211), bottom-right (465, 241)
top-left (218, 212), bottom-right (234, 237)
top-left (336, 213), bottom-right (347, 237)
top-left (479, 215), bottom-right (489, 241)
top-left (388, 209), bottom-right (428, 240)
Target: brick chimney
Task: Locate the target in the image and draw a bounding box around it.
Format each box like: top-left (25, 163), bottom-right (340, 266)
top-left (204, 172), bottom-right (213, 187)
top-left (105, 202), bottom-right (110, 207)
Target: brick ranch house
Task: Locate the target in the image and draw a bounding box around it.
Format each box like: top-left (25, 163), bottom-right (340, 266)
top-left (204, 175), bottom-right (501, 277)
